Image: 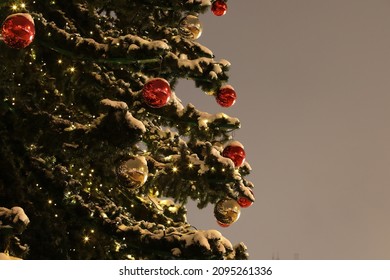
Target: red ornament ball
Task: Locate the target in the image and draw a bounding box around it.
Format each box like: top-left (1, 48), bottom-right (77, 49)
top-left (1, 13), bottom-right (35, 49)
top-left (238, 190), bottom-right (254, 208)
top-left (237, 196), bottom-right (253, 208)
top-left (211, 0), bottom-right (228, 16)
top-left (222, 141), bottom-right (246, 167)
top-left (142, 78), bottom-right (171, 108)
top-left (217, 220), bottom-right (230, 228)
top-left (216, 85), bottom-right (237, 107)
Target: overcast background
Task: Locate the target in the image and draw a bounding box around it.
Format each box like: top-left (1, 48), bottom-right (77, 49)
top-left (176, 0), bottom-right (390, 259)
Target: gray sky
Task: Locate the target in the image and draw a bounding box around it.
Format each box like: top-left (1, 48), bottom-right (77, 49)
top-left (176, 0), bottom-right (390, 259)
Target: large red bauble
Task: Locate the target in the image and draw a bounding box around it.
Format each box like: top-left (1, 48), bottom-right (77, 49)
top-left (216, 85), bottom-right (237, 107)
top-left (222, 141), bottom-right (246, 167)
top-left (211, 0), bottom-right (228, 16)
top-left (1, 13), bottom-right (35, 49)
top-left (142, 78), bottom-right (171, 108)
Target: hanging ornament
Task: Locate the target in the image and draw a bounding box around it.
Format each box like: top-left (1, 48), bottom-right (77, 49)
top-left (1, 13), bottom-right (35, 49)
top-left (222, 141), bottom-right (246, 168)
top-left (178, 14), bottom-right (203, 40)
top-left (117, 156), bottom-right (148, 190)
top-left (216, 85), bottom-right (237, 107)
top-left (211, 0), bottom-right (228, 16)
top-left (214, 198), bottom-right (241, 227)
top-left (142, 78), bottom-right (171, 108)
top-left (217, 221), bottom-right (230, 227)
top-left (237, 189), bottom-right (254, 208)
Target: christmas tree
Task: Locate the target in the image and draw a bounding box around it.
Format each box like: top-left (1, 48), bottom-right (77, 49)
top-left (0, 0), bottom-right (254, 260)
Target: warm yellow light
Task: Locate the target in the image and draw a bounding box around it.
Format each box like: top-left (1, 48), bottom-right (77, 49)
top-left (20, 3), bottom-right (26, 8)
top-left (83, 236), bottom-right (90, 242)
top-left (11, 4), bottom-right (18, 10)
top-left (58, 59), bottom-right (62, 64)
top-left (69, 67), bottom-right (76, 73)
top-left (48, 199), bottom-right (53, 204)
top-left (188, 163), bottom-right (193, 168)
top-left (172, 166), bottom-right (178, 173)
top-left (115, 242), bottom-right (121, 252)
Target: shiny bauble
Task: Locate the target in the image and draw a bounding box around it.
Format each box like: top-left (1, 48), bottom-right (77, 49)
top-left (117, 156), bottom-right (148, 190)
top-left (178, 14), bottom-right (202, 40)
top-left (142, 78), bottom-right (171, 108)
top-left (217, 220), bottom-right (230, 227)
top-left (214, 198), bottom-right (241, 226)
top-left (211, 0), bottom-right (228, 16)
top-left (216, 85), bottom-right (237, 107)
top-left (222, 141), bottom-right (246, 168)
top-left (1, 13), bottom-right (35, 49)
top-left (237, 189), bottom-right (254, 208)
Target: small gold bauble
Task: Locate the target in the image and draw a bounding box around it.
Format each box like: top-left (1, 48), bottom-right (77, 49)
top-left (214, 198), bottom-right (241, 226)
top-left (117, 156), bottom-right (148, 190)
top-left (178, 14), bottom-right (203, 40)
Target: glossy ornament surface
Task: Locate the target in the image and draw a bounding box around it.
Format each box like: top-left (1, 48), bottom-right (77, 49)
top-left (179, 14), bottom-right (203, 40)
top-left (211, 0), bottom-right (228, 16)
top-left (238, 189), bottom-right (254, 208)
top-left (216, 85), bottom-right (237, 107)
top-left (1, 13), bottom-right (35, 49)
top-left (117, 156), bottom-right (148, 189)
top-left (142, 78), bottom-right (171, 108)
top-left (222, 141), bottom-right (246, 168)
top-left (214, 198), bottom-right (241, 226)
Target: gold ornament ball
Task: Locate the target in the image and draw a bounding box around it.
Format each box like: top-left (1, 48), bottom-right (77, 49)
top-left (214, 198), bottom-right (241, 226)
top-left (117, 156), bottom-right (148, 190)
top-left (179, 14), bottom-right (202, 40)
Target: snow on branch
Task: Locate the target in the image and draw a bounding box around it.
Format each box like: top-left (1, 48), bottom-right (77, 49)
top-left (185, 0), bottom-right (212, 7)
top-left (125, 111), bottom-right (146, 133)
top-left (34, 13), bottom-right (169, 62)
top-left (101, 98), bottom-right (129, 111)
top-left (0, 206), bottom-right (30, 234)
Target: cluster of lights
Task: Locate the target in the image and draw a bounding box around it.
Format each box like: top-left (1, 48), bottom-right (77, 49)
top-left (11, 2), bottom-right (26, 11)
top-left (83, 229), bottom-right (95, 244)
top-left (3, 97), bottom-right (17, 106)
